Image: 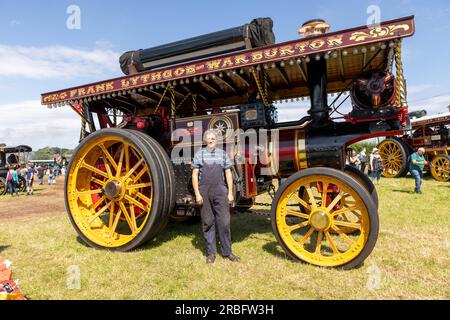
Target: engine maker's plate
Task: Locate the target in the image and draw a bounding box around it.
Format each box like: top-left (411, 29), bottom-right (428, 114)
top-left (208, 115), bottom-right (234, 140)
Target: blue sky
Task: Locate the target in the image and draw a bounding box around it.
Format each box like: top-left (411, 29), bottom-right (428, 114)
top-left (1, 0), bottom-right (450, 149)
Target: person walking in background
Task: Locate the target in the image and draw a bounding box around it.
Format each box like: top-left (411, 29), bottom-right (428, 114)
top-left (46, 166), bottom-right (53, 185)
top-left (409, 147), bottom-right (428, 194)
top-left (37, 165), bottom-right (45, 185)
top-left (358, 148), bottom-right (367, 174)
top-left (54, 164), bottom-right (60, 177)
top-left (51, 164), bottom-right (57, 184)
top-left (348, 150), bottom-right (360, 169)
top-left (370, 148), bottom-right (383, 185)
top-left (26, 163), bottom-right (35, 195)
top-left (6, 166), bottom-right (19, 197)
top-left (20, 164), bottom-right (27, 178)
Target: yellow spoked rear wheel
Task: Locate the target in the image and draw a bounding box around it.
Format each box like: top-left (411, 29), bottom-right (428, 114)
top-left (271, 168), bottom-right (378, 269)
top-left (431, 155), bottom-right (450, 182)
top-left (66, 128), bottom-right (170, 250)
top-left (378, 138), bottom-right (408, 178)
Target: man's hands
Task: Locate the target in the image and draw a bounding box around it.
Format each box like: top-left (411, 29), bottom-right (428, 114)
top-left (196, 192), bottom-right (233, 205)
top-left (225, 168), bottom-right (234, 205)
top-left (192, 168), bottom-right (202, 205)
top-left (196, 193), bottom-right (203, 205)
top-left (193, 167), bottom-right (235, 206)
top-left (228, 192), bottom-right (234, 205)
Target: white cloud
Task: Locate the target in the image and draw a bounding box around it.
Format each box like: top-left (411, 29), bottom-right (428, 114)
top-left (0, 44), bottom-right (121, 80)
top-left (408, 84), bottom-right (438, 95)
top-left (275, 96), bottom-right (353, 122)
top-left (94, 40), bottom-right (115, 50)
top-left (0, 100), bottom-right (80, 149)
top-left (0, 42), bottom-right (122, 149)
top-left (409, 94), bottom-right (450, 115)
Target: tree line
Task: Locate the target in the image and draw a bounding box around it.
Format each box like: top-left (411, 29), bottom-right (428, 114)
top-left (30, 147), bottom-right (74, 161)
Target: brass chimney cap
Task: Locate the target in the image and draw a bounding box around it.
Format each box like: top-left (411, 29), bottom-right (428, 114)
top-left (298, 19), bottom-right (330, 37)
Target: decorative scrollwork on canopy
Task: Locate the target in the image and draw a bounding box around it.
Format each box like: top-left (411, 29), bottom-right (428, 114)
top-left (350, 24), bottom-right (410, 42)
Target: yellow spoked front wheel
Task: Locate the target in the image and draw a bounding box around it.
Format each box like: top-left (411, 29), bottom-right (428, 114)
top-left (66, 128), bottom-right (173, 251)
top-left (271, 168), bottom-right (378, 269)
top-left (378, 138), bottom-right (408, 178)
top-left (431, 154), bottom-right (450, 182)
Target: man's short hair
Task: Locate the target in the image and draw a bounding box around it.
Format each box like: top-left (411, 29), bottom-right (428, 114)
top-left (203, 129), bottom-right (218, 141)
top-left (418, 147), bottom-right (425, 153)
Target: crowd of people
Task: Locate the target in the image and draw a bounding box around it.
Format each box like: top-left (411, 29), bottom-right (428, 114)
top-left (347, 146), bottom-right (429, 193)
top-left (4, 162), bottom-right (65, 197)
top-left (347, 147), bottom-right (384, 185)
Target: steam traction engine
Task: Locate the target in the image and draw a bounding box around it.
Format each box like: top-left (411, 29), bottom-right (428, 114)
top-left (41, 16), bottom-right (415, 269)
top-left (378, 110), bottom-right (450, 181)
top-left (0, 144), bottom-right (32, 195)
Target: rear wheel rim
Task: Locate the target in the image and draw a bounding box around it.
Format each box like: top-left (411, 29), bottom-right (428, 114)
top-left (431, 156), bottom-right (450, 182)
top-left (379, 140), bottom-right (405, 177)
top-left (67, 135), bottom-right (153, 248)
top-left (275, 175), bottom-right (370, 267)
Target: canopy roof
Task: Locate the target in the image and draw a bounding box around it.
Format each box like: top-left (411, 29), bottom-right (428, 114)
top-left (411, 112), bottom-right (450, 128)
top-left (42, 16), bottom-right (414, 114)
top-left (0, 145), bottom-right (32, 153)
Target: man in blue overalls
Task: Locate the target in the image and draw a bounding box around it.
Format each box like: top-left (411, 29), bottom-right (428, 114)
top-left (192, 129), bottom-right (240, 263)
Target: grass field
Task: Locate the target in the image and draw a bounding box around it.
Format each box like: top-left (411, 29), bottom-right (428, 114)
top-left (0, 176), bottom-right (449, 300)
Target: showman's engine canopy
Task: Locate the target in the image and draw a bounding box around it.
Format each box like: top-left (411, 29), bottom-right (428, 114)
top-left (41, 16), bottom-right (415, 269)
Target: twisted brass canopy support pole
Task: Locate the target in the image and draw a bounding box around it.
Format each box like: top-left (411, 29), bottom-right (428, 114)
top-left (251, 69), bottom-right (269, 107)
top-left (153, 85), bottom-right (170, 115)
top-left (395, 39), bottom-right (408, 108)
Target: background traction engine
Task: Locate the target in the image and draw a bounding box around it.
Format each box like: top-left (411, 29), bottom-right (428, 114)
top-left (377, 111), bottom-right (450, 181)
top-left (41, 16), bottom-right (415, 269)
top-left (0, 145), bottom-right (32, 195)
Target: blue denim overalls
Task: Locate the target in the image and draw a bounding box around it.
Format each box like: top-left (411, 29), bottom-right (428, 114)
top-left (199, 150), bottom-right (232, 257)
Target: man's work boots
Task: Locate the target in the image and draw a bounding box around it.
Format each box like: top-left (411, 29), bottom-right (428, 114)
top-left (223, 253), bottom-right (241, 262)
top-left (206, 254), bottom-right (216, 264)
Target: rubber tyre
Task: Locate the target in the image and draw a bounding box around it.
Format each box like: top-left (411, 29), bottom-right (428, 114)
top-left (131, 130), bottom-right (176, 239)
top-left (271, 167), bottom-right (379, 270)
top-left (344, 164), bottom-right (378, 209)
top-left (65, 128), bottom-right (167, 251)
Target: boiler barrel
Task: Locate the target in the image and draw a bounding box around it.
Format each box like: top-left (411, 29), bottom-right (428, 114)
top-left (266, 129), bottom-right (308, 178)
top-left (265, 128), bottom-right (344, 177)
